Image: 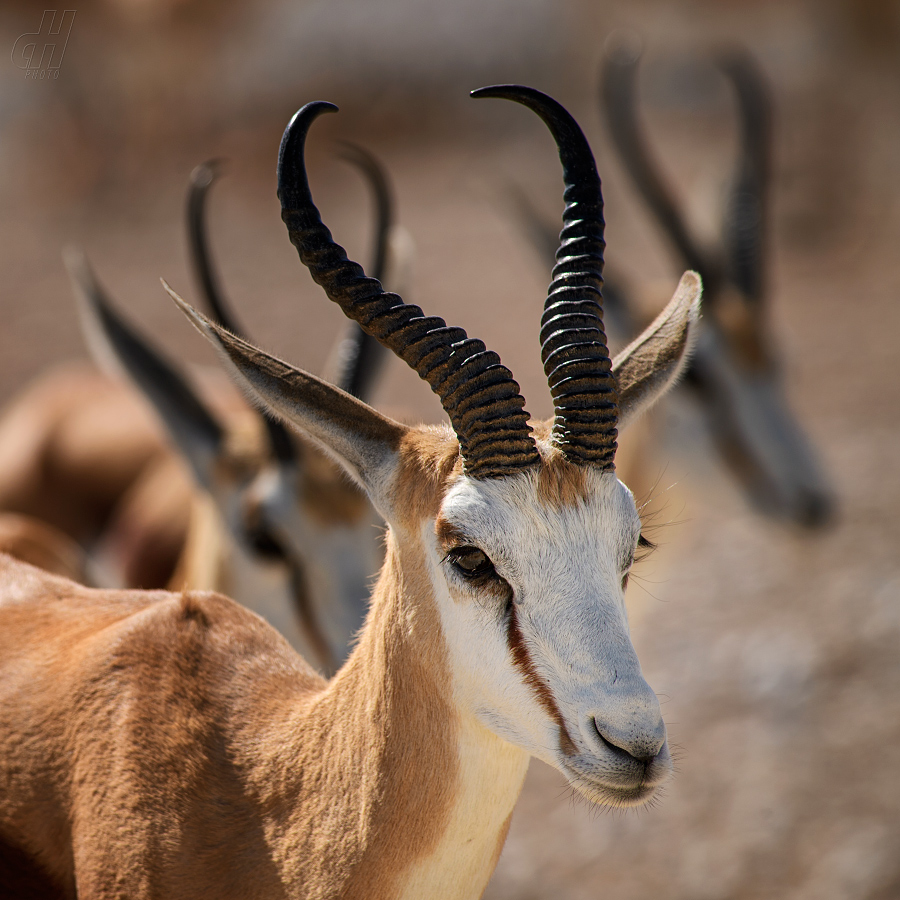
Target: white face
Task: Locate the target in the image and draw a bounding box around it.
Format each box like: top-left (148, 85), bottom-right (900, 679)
top-left (428, 462), bottom-right (671, 807)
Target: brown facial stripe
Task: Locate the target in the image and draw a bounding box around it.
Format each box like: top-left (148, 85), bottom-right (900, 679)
top-left (506, 604), bottom-right (577, 756)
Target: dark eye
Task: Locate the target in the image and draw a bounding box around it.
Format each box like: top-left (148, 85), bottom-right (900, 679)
top-left (622, 533), bottom-right (657, 589)
top-left (244, 521), bottom-right (287, 561)
top-left (242, 502), bottom-right (287, 562)
top-left (447, 546), bottom-right (497, 581)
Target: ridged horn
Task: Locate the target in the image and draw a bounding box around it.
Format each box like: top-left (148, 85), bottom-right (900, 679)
top-left (472, 85), bottom-right (618, 469)
top-left (187, 160), bottom-right (297, 465)
top-left (277, 101), bottom-right (539, 479)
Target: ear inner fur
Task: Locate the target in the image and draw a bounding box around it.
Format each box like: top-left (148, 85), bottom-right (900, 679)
top-left (613, 270), bottom-right (702, 430)
top-left (166, 284), bottom-right (408, 496)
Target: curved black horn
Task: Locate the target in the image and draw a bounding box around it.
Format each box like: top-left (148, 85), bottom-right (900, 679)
top-left (715, 47), bottom-right (772, 305)
top-left (277, 102), bottom-right (539, 479)
top-left (337, 143), bottom-right (392, 281)
top-left (187, 161), bottom-right (297, 465)
top-left (600, 36), bottom-right (720, 298)
top-left (330, 143), bottom-right (392, 402)
top-left (473, 85), bottom-right (618, 469)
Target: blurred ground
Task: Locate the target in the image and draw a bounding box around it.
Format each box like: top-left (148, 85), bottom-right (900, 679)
top-left (2, 0), bottom-right (900, 898)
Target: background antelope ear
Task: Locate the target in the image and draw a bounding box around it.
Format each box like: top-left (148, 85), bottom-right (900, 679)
top-left (612, 270), bottom-right (702, 431)
top-left (164, 282), bottom-right (409, 514)
top-left (66, 248), bottom-right (226, 494)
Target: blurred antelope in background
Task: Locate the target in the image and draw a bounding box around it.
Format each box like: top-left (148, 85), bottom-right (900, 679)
top-left (0, 513), bottom-right (87, 582)
top-left (62, 149), bottom-right (410, 671)
top-left (0, 85), bottom-right (701, 900)
top-left (0, 148), bottom-right (408, 672)
top-left (514, 41), bottom-right (832, 528)
top-left (601, 39), bottom-right (832, 527)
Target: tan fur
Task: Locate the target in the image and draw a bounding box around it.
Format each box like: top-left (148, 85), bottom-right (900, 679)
top-left (534, 450), bottom-right (591, 511)
top-left (98, 453), bottom-right (194, 588)
top-left (0, 362), bottom-right (171, 545)
top-left (301, 448), bottom-right (373, 528)
top-left (0, 514), bottom-right (87, 582)
top-left (712, 285), bottom-right (770, 371)
top-left (0, 432), bottom-right (472, 899)
top-left (392, 426), bottom-right (463, 526)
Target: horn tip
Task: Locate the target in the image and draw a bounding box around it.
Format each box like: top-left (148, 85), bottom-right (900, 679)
top-left (278, 101), bottom-right (340, 205)
top-left (189, 158), bottom-right (228, 190)
top-left (471, 84), bottom-right (544, 104)
top-left (286, 100), bottom-right (339, 134)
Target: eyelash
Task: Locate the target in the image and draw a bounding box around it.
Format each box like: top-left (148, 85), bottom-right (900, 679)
top-left (623, 534), bottom-right (657, 589)
top-left (445, 547), bottom-right (513, 611)
top-left (445, 546), bottom-right (497, 581)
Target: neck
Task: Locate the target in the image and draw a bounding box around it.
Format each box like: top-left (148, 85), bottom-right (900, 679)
top-left (238, 530), bottom-right (528, 900)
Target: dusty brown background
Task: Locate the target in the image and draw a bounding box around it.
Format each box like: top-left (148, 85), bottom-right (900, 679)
top-left (2, 0), bottom-right (899, 897)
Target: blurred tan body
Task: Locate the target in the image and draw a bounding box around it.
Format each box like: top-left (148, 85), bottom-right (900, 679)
top-left (0, 513), bottom-right (87, 582)
top-left (0, 356), bottom-right (376, 669)
top-left (0, 362), bottom-right (175, 549)
top-left (0, 360), bottom-right (252, 590)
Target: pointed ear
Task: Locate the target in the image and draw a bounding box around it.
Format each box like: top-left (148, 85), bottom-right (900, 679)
top-left (65, 248), bottom-right (226, 493)
top-left (163, 281), bottom-right (409, 511)
top-left (612, 270), bottom-right (702, 431)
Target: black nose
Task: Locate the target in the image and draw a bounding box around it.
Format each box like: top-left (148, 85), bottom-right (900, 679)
top-left (592, 717), bottom-right (663, 764)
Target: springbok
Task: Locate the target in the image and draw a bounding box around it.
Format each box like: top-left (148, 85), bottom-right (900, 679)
top-left (0, 149), bottom-right (401, 669)
top-left (514, 43), bottom-right (832, 527)
top-left (0, 86), bottom-right (700, 899)
top-left (0, 361), bottom-right (175, 558)
top-left (65, 148), bottom-right (407, 671)
top-left (599, 39), bottom-right (832, 526)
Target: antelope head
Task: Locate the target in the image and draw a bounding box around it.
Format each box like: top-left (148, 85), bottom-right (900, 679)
top-left (67, 245), bottom-right (376, 674)
top-left (170, 86), bottom-right (700, 806)
top-left (186, 155), bottom-right (405, 664)
top-left (601, 39), bottom-right (833, 528)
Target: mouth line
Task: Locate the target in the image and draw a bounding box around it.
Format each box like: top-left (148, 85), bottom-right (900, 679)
top-left (560, 758), bottom-right (669, 808)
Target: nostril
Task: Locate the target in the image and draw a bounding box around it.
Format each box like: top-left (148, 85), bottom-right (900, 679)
top-left (592, 718), bottom-right (659, 764)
